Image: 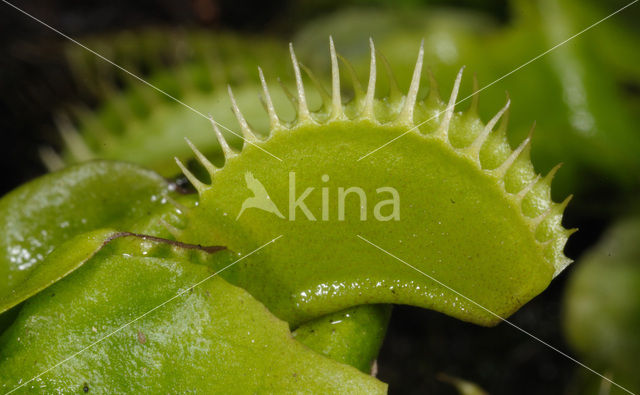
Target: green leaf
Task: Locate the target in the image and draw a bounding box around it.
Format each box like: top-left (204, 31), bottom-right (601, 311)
top-left (0, 228), bottom-right (117, 314)
top-left (0, 250), bottom-right (386, 393)
top-left (120, 191), bottom-right (394, 373)
top-left (0, 160), bottom-right (172, 309)
top-left (293, 304), bottom-right (391, 373)
top-left (177, 48), bottom-right (572, 326)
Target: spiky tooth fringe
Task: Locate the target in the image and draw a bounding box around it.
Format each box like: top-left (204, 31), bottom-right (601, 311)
top-left (543, 163), bottom-right (563, 186)
top-left (361, 38), bottom-right (377, 119)
top-left (465, 98), bottom-right (510, 160)
top-left (178, 38), bottom-right (573, 278)
top-left (434, 67), bottom-right (464, 141)
top-left (278, 78), bottom-right (298, 114)
top-left (328, 37), bottom-right (344, 121)
top-left (289, 43), bottom-right (312, 123)
top-left (56, 114), bottom-right (94, 161)
top-left (530, 194), bottom-right (572, 232)
top-left (258, 67), bottom-right (281, 130)
top-left (174, 157), bottom-right (209, 194)
top-left (397, 41), bottom-right (424, 125)
top-left (39, 146), bottom-right (65, 172)
top-left (300, 63), bottom-right (332, 115)
top-left (517, 163), bottom-right (561, 216)
top-left (209, 117), bottom-right (237, 159)
top-left (227, 85), bottom-right (259, 143)
top-left (491, 123), bottom-right (534, 179)
top-left (184, 137), bottom-right (217, 180)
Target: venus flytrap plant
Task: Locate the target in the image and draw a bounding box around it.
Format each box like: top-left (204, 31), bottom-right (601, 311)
top-left (294, 3), bottom-right (640, 197)
top-left (50, 3), bottom-right (640, 196)
top-left (0, 243), bottom-right (386, 393)
top-left (64, 30), bottom-right (289, 98)
top-left (42, 31), bottom-right (395, 373)
top-left (47, 32), bottom-right (300, 176)
top-left (0, 160), bottom-right (174, 313)
top-left (44, 30), bottom-right (397, 374)
top-left (0, 168), bottom-right (388, 392)
top-left (174, 39), bottom-right (574, 325)
top-left (0, 39), bottom-right (574, 392)
top-left (102, 179), bottom-right (392, 375)
top-left (0, 161), bottom-right (386, 380)
top-left (291, 304), bottom-right (392, 373)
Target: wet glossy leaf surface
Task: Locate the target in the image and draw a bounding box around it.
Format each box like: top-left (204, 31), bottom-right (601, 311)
top-left (0, 161), bottom-right (172, 305)
top-left (0, 228), bottom-right (117, 314)
top-left (0, 249), bottom-right (386, 393)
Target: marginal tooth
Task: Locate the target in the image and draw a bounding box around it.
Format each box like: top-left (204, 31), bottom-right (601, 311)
top-left (361, 37), bottom-right (377, 119)
top-left (300, 63), bottom-right (331, 113)
top-left (227, 85), bottom-right (259, 143)
top-left (468, 73), bottom-right (479, 116)
top-left (492, 122), bottom-right (534, 179)
top-left (184, 137), bottom-right (218, 180)
top-left (398, 41), bottom-right (424, 125)
top-left (516, 174), bottom-right (541, 202)
top-left (258, 66), bottom-right (281, 130)
top-left (289, 43), bottom-right (311, 122)
top-left (552, 254), bottom-right (574, 277)
top-left (532, 194), bottom-right (573, 228)
top-left (540, 232), bottom-right (573, 263)
top-left (159, 219), bottom-right (182, 239)
top-left (543, 163), bottom-right (563, 187)
top-left (496, 94), bottom-right (511, 136)
top-left (56, 114), bottom-right (94, 161)
top-left (435, 66), bottom-right (464, 140)
top-left (174, 157), bottom-right (209, 195)
top-left (466, 97), bottom-right (511, 159)
top-left (329, 37), bottom-right (344, 120)
top-left (38, 146), bottom-right (65, 172)
top-left (377, 47), bottom-right (401, 104)
top-left (338, 53), bottom-right (364, 103)
top-left (557, 194), bottom-right (573, 213)
top-left (528, 162), bottom-right (563, 211)
top-left (209, 116), bottom-right (237, 159)
top-left (565, 228), bottom-right (579, 238)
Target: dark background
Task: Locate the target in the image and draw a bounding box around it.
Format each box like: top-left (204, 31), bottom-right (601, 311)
top-left (0, 1), bottom-right (614, 393)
